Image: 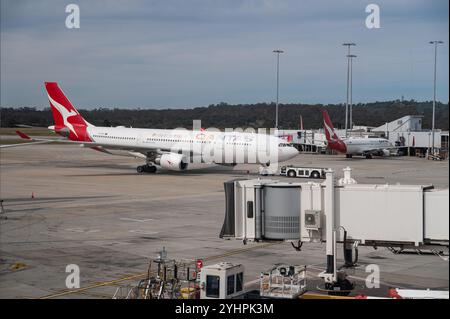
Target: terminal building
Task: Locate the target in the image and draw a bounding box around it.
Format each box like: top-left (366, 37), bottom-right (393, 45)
top-left (278, 114), bottom-right (449, 158)
top-left (371, 115), bottom-right (449, 157)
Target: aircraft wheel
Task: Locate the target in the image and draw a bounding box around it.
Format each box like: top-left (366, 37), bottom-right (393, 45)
top-left (346, 154), bottom-right (352, 158)
top-left (365, 154), bottom-right (373, 159)
top-left (137, 165), bottom-right (145, 174)
top-left (146, 165), bottom-right (157, 173)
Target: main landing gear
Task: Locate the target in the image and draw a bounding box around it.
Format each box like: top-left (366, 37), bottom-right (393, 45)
top-left (137, 164), bottom-right (157, 174)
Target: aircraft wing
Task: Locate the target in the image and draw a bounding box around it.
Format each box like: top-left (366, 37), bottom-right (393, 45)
top-left (0, 140), bottom-right (52, 149)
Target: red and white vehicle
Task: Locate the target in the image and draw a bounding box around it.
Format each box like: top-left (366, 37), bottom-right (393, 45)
top-left (322, 110), bottom-right (393, 159)
top-left (6, 82), bottom-right (299, 173)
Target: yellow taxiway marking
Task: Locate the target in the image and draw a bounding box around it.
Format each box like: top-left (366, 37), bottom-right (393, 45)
top-left (39, 242), bottom-right (281, 299)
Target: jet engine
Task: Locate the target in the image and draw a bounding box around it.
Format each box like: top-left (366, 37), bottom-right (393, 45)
top-left (155, 153), bottom-right (188, 171)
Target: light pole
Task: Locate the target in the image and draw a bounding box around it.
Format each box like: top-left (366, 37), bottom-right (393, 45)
top-left (273, 49), bottom-right (284, 129)
top-left (429, 41), bottom-right (443, 155)
top-left (343, 43), bottom-right (356, 137)
top-left (407, 132), bottom-right (411, 157)
top-left (348, 54), bottom-right (357, 131)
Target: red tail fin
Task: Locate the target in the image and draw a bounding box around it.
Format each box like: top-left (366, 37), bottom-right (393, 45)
top-left (321, 110), bottom-right (339, 142)
top-left (45, 82), bottom-right (92, 141)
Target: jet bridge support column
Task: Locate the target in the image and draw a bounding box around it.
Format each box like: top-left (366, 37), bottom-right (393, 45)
top-left (319, 169), bottom-right (337, 285)
top-left (319, 169), bottom-right (355, 295)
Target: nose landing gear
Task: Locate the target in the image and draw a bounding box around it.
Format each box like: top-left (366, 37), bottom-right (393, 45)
top-left (137, 164), bottom-right (157, 174)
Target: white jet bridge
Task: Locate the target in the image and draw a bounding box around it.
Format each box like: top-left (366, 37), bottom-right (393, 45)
top-left (220, 167), bottom-right (449, 292)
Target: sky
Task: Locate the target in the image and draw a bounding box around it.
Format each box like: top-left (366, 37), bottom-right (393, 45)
top-left (1, 0), bottom-right (449, 109)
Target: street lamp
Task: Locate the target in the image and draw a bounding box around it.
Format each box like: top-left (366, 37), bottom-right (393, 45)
top-left (428, 132), bottom-right (431, 157)
top-left (407, 131), bottom-right (411, 157)
top-left (429, 41), bottom-right (444, 155)
top-left (348, 54), bottom-right (357, 131)
top-left (343, 43), bottom-right (356, 137)
top-left (273, 49), bottom-right (284, 129)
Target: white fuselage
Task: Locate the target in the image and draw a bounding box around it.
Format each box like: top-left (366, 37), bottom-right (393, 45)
top-left (343, 137), bottom-right (393, 155)
top-left (87, 126), bottom-right (298, 164)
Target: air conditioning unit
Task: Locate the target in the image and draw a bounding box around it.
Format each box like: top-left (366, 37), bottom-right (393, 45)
top-left (304, 210), bottom-right (322, 230)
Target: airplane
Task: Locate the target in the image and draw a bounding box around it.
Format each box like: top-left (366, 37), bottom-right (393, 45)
top-left (321, 109), bottom-right (393, 159)
top-left (9, 82), bottom-right (298, 173)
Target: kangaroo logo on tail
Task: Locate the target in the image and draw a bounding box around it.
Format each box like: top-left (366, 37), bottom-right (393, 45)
top-left (45, 82), bottom-right (92, 141)
top-left (47, 94), bottom-right (79, 137)
top-left (321, 109), bottom-right (347, 154)
top-left (321, 110), bottom-right (339, 142)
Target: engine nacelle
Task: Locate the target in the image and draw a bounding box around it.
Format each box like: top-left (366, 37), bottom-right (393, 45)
top-left (155, 153), bottom-right (188, 171)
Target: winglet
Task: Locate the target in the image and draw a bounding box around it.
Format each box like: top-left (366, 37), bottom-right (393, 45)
top-left (16, 130), bottom-right (32, 140)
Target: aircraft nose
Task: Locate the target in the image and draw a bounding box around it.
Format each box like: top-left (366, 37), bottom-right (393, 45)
top-left (289, 146), bottom-right (299, 158)
top-left (277, 145), bottom-right (299, 161)
top-left (281, 146), bottom-right (298, 160)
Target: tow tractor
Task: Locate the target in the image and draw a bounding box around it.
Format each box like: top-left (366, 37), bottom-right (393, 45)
top-left (280, 165), bottom-right (326, 179)
top-left (259, 165), bottom-right (326, 179)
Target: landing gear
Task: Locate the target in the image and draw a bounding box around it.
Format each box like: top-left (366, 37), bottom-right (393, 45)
top-left (147, 165), bottom-right (157, 173)
top-left (137, 164), bottom-right (157, 174)
top-left (345, 154), bottom-right (353, 158)
top-left (365, 154), bottom-right (373, 159)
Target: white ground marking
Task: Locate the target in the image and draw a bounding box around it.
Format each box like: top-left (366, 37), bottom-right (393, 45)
top-left (119, 218), bottom-right (154, 222)
top-left (65, 228), bottom-right (100, 233)
top-left (128, 229), bottom-right (159, 235)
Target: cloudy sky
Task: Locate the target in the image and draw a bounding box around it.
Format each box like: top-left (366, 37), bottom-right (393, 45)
top-left (1, 0), bottom-right (448, 109)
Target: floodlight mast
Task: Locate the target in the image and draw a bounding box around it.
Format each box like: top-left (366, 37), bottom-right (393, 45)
top-left (273, 49), bottom-right (284, 129)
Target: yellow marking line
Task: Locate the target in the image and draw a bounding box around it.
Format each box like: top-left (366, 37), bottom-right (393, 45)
top-left (39, 273), bottom-right (147, 299)
top-left (39, 242), bottom-right (281, 299)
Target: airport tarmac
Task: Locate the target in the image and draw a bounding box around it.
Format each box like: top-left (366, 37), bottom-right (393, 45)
top-left (0, 144), bottom-right (448, 298)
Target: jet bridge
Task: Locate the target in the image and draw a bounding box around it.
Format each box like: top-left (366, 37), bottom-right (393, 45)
top-left (219, 167), bottom-right (448, 292)
top-left (220, 168), bottom-right (448, 247)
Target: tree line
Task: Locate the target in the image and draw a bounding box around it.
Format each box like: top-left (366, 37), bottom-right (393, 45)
top-left (1, 100), bottom-right (448, 130)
